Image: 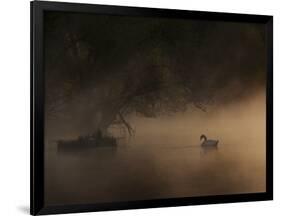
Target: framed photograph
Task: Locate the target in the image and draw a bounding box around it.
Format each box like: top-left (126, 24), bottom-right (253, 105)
top-left (31, 1), bottom-right (273, 215)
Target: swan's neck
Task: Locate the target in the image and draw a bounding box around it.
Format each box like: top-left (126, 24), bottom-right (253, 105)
top-left (201, 135), bottom-right (207, 142)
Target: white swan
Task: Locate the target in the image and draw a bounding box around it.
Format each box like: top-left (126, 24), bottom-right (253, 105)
top-left (200, 134), bottom-right (219, 147)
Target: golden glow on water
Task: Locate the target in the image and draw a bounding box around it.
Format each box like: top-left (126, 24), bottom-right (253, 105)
top-left (45, 91), bottom-right (266, 205)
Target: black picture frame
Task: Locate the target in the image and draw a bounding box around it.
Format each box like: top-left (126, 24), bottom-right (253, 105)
top-left (31, 1), bottom-right (273, 215)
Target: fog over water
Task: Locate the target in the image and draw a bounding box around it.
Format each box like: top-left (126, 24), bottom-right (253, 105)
top-left (45, 90), bottom-right (265, 205)
top-left (43, 11), bottom-right (267, 206)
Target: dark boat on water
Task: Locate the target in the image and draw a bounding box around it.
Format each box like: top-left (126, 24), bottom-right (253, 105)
top-left (57, 132), bottom-right (117, 152)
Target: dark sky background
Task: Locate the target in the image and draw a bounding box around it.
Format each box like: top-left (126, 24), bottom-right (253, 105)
top-left (44, 11), bottom-right (267, 135)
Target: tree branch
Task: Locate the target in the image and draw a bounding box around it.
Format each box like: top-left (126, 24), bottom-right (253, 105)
top-left (118, 111), bottom-right (134, 136)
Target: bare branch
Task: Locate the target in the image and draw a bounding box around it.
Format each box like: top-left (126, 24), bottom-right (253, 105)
top-left (118, 111), bottom-right (134, 136)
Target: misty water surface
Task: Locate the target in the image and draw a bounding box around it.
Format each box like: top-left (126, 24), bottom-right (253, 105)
top-left (44, 92), bottom-right (265, 205)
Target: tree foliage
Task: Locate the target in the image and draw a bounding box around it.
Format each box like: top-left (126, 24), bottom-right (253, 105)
top-left (44, 12), bottom-right (266, 136)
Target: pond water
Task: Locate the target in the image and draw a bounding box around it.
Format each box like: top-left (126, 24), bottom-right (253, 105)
top-left (44, 93), bottom-right (266, 205)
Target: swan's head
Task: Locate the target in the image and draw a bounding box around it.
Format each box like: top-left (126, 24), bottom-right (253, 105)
top-left (200, 134), bottom-right (207, 141)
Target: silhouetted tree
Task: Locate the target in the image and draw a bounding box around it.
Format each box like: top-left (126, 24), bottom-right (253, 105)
top-left (44, 12), bottom-right (266, 136)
